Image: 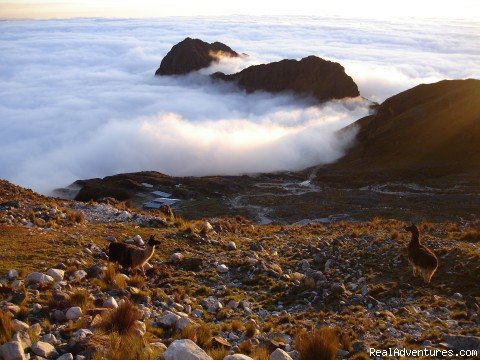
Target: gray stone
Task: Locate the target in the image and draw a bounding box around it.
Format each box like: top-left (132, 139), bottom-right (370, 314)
top-left (216, 264), bottom-right (229, 273)
top-left (444, 334), bottom-right (480, 351)
top-left (0, 341), bottom-right (25, 360)
top-left (164, 339), bottom-right (212, 360)
top-left (270, 348), bottom-right (293, 360)
top-left (57, 354), bottom-right (74, 360)
top-left (31, 341), bottom-right (58, 358)
top-left (46, 269), bottom-right (64, 282)
top-left (224, 355), bottom-right (254, 360)
top-left (65, 307), bottom-right (82, 321)
top-left (25, 272), bottom-right (54, 285)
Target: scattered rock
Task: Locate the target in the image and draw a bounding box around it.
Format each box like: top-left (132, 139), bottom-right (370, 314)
top-left (224, 355), bottom-right (254, 360)
top-left (46, 268), bottom-right (64, 282)
top-left (25, 272), bottom-right (54, 285)
top-left (270, 348), bottom-right (293, 360)
top-left (217, 264), bottom-right (229, 273)
top-left (0, 341), bottom-right (25, 360)
top-left (164, 339), bottom-right (213, 360)
top-left (103, 297), bottom-right (118, 309)
top-left (7, 269), bottom-right (19, 279)
top-left (65, 307), bottom-right (82, 321)
top-left (170, 253), bottom-right (184, 264)
top-left (444, 334), bottom-right (480, 351)
top-left (31, 341), bottom-right (58, 358)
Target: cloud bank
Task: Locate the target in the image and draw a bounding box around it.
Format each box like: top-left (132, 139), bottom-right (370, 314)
top-left (0, 17), bottom-right (478, 193)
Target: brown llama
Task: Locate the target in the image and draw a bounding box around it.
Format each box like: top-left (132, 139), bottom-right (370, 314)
top-left (404, 224), bottom-right (439, 283)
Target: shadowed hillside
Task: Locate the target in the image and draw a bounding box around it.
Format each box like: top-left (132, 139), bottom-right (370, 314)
top-left (320, 79), bottom-right (480, 181)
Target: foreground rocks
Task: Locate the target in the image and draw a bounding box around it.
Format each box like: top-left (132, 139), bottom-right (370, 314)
top-left (1, 179), bottom-right (479, 360)
top-left (155, 37), bottom-right (239, 76)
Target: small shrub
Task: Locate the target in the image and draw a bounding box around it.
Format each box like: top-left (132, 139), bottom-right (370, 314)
top-left (195, 323), bottom-right (213, 349)
top-left (207, 348), bottom-right (229, 360)
top-left (251, 346), bottom-right (269, 360)
top-left (231, 319), bottom-right (244, 332)
top-left (0, 311), bottom-right (13, 344)
top-left (104, 263), bottom-right (117, 286)
top-left (92, 332), bottom-right (160, 360)
top-left (128, 275), bottom-right (146, 288)
top-left (68, 288), bottom-right (92, 311)
top-left (176, 323), bottom-right (213, 349)
top-left (99, 301), bottom-right (142, 335)
top-left (390, 230), bottom-right (400, 240)
top-left (459, 229), bottom-right (480, 242)
top-left (245, 321), bottom-right (256, 338)
top-left (295, 327), bottom-right (339, 360)
top-left (238, 339), bottom-right (253, 354)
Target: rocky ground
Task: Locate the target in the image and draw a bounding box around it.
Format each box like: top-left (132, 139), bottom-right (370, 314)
top-left (1, 179), bottom-right (479, 360)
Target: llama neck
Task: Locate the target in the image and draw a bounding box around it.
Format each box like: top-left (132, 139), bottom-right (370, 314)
top-left (409, 231), bottom-right (420, 246)
top-left (144, 245), bottom-right (155, 260)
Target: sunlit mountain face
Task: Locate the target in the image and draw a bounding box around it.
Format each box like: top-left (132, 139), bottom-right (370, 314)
top-left (0, 16), bottom-right (478, 193)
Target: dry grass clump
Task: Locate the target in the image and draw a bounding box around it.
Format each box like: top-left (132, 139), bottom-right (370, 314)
top-left (92, 332), bottom-right (161, 360)
top-left (459, 228), bottom-right (480, 242)
top-left (68, 288), bottom-right (93, 311)
top-left (128, 274), bottom-right (146, 288)
top-left (0, 310), bottom-right (13, 344)
top-left (176, 323), bottom-right (213, 349)
top-left (245, 321), bottom-right (257, 338)
top-left (207, 347), bottom-right (229, 360)
top-left (66, 210), bottom-right (85, 224)
top-left (231, 319), bottom-right (244, 332)
top-left (99, 301), bottom-right (142, 335)
top-left (295, 327), bottom-right (339, 360)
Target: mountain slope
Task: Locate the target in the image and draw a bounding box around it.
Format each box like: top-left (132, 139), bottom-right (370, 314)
top-left (323, 79), bottom-right (480, 180)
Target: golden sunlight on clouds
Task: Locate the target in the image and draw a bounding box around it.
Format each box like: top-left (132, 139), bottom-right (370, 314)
top-left (1, 0), bottom-right (479, 19)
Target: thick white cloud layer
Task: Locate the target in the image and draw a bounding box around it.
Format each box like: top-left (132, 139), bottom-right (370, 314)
top-left (0, 17), bottom-right (478, 193)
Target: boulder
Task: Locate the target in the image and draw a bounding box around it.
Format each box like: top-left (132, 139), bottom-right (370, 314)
top-left (65, 306), bottom-right (82, 321)
top-left (25, 272), bottom-right (54, 285)
top-left (270, 349), bottom-right (293, 360)
top-left (46, 268), bottom-right (64, 282)
top-left (170, 253), bottom-right (184, 264)
top-left (103, 297), bottom-right (118, 309)
top-left (224, 355), bottom-right (254, 360)
top-left (444, 334), bottom-right (480, 351)
top-left (31, 341), bottom-right (58, 358)
top-left (11, 320), bottom-right (29, 332)
top-left (155, 37), bottom-right (239, 76)
top-left (164, 339), bottom-right (213, 360)
top-left (7, 269), bottom-right (19, 279)
top-left (217, 264), bottom-right (229, 274)
top-left (57, 354), bottom-right (74, 360)
top-left (157, 311), bottom-right (181, 328)
top-left (212, 56), bottom-right (359, 103)
top-left (0, 341), bottom-right (25, 360)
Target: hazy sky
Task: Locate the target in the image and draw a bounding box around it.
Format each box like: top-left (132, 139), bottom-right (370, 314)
top-left (1, 0), bottom-right (479, 20)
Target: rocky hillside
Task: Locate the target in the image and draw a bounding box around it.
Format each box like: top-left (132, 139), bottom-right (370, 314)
top-left (1, 180), bottom-right (480, 360)
top-left (211, 56), bottom-right (360, 103)
top-left (155, 38), bottom-right (239, 76)
top-left (320, 79), bottom-right (480, 181)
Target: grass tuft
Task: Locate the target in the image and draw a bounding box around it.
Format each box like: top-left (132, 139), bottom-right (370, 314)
top-left (295, 327), bottom-right (339, 360)
top-left (99, 301), bottom-right (142, 335)
top-left (0, 311), bottom-right (13, 344)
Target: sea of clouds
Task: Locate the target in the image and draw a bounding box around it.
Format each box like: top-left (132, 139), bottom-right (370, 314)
top-left (0, 16), bottom-right (479, 193)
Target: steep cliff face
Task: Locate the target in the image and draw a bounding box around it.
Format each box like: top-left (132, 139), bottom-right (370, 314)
top-left (155, 37), bottom-right (239, 76)
top-left (211, 55), bottom-right (360, 102)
